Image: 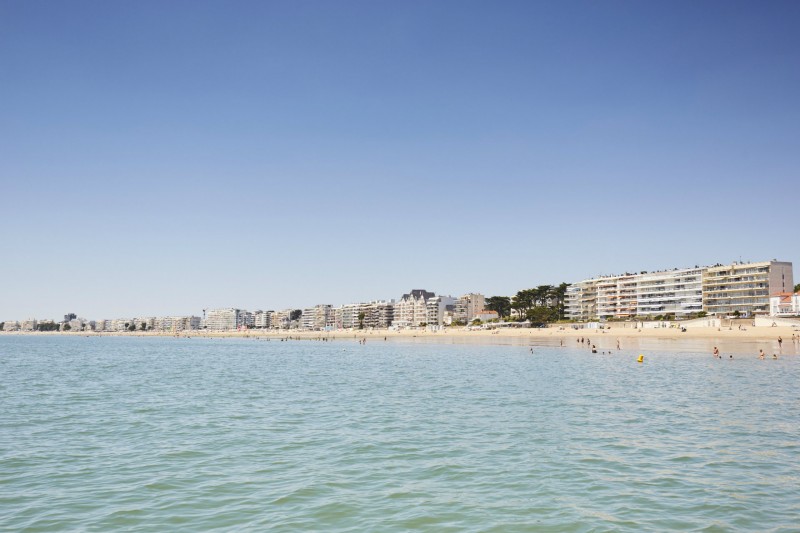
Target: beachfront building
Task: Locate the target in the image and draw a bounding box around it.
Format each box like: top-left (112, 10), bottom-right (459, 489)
top-left (770, 292), bottom-right (800, 317)
top-left (595, 275), bottom-right (637, 320)
top-left (365, 300), bottom-right (394, 329)
top-left (426, 295), bottom-right (456, 326)
top-left (254, 310), bottom-right (273, 329)
top-left (393, 289), bottom-right (435, 327)
top-left (565, 280), bottom-right (598, 321)
top-left (703, 261), bottom-right (794, 316)
top-left (271, 310), bottom-right (292, 330)
top-left (300, 305), bottom-right (331, 331)
top-left (453, 293), bottom-right (485, 324)
top-left (338, 303), bottom-right (362, 329)
top-left (154, 316), bottom-right (201, 332)
top-left (566, 260), bottom-right (794, 320)
top-left (204, 308), bottom-right (241, 330)
top-left (475, 310), bottom-right (499, 322)
top-left (3, 320), bottom-right (20, 331)
top-left (20, 319), bottom-right (37, 331)
top-left (636, 267), bottom-right (704, 318)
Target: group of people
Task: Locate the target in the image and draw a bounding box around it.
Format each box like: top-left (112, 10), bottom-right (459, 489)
top-left (712, 343), bottom-right (781, 360)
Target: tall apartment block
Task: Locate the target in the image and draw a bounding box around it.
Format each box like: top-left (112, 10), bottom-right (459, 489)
top-left (565, 260), bottom-right (792, 320)
top-left (703, 261), bottom-right (793, 316)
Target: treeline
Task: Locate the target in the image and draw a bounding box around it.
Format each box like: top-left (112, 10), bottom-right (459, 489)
top-left (484, 283), bottom-right (570, 326)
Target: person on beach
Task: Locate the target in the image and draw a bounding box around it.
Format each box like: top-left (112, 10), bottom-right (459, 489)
top-left (759, 349), bottom-right (765, 360)
top-left (713, 347), bottom-right (719, 358)
top-left (773, 353), bottom-right (778, 359)
top-left (617, 339), bottom-right (621, 350)
top-left (778, 336), bottom-right (782, 348)
top-left (591, 344), bottom-right (597, 353)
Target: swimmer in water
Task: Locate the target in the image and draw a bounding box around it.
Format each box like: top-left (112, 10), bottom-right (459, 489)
top-left (758, 349), bottom-right (765, 360)
top-left (713, 347), bottom-right (719, 358)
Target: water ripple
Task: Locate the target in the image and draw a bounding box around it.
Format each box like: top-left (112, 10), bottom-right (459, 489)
top-left (1, 335), bottom-right (799, 531)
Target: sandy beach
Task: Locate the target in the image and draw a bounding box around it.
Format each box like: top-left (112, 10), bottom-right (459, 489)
top-left (4, 323), bottom-right (799, 356)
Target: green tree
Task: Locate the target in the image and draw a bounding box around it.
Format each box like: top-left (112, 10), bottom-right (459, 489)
top-left (140, 322), bottom-right (147, 331)
top-left (290, 310), bottom-right (302, 321)
top-left (511, 289), bottom-right (535, 318)
top-left (534, 285), bottom-right (554, 307)
top-left (526, 306), bottom-right (559, 326)
top-left (0, 322), bottom-right (4, 331)
top-left (551, 282), bottom-right (570, 319)
top-left (357, 312), bottom-right (366, 329)
top-left (63, 323), bottom-right (71, 331)
top-left (795, 283), bottom-right (800, 293)
top-left (485, 296), bottom-right (511, 318)
top-left (128, 323), bottom-right (137, 332)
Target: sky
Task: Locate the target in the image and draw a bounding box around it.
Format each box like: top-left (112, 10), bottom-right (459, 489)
top-left (1, 0), bottom-right (798, 320)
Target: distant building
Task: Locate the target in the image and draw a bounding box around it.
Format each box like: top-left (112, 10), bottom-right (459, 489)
top-left (769, 292), bottom-right (800, 317)
top-left (3, 320), bottom-right (20, 331)
top-left (636, 268), bottom-right (704, 318)
top-left (21, 319), bottom-right (37, 331)
top-left (393, 289), bottom-right (435, 327)
top-left (703, 261), bottom-right (793, 316)
top-left (272, 309), bottom-right (292, 330)
top-left (254, 310), bottom-right (273, 329)
top-left (205, 308), bottom-right (241, 330)
top-left (475, 310), bottom-right (499, 322)
top-left (426, 295), bottom-right (456, 326)
top-left (300, 305), bottom-right (331, 331)
top-left (365, 300), bottom-right (394, 329)
top-left (565, 260), bottom-right (793, 320)
top-left (454, 293), bottom-right (485, 324)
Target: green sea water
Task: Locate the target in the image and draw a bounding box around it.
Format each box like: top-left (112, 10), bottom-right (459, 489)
top-left (1, 335), bottom-right (798, 531)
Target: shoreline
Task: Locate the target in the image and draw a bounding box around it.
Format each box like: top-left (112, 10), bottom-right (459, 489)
top-left (3, 325), bottom-right (798, 355)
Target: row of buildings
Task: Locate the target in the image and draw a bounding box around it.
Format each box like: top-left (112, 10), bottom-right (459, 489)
top-left (566, 260), bottom-right (794, 320)
top-left (1, 316), bottom-right (202, 332)
top-left (202, 292), bottom-right (488, 331)
top-left (4, 260), bottom-right (795, 332)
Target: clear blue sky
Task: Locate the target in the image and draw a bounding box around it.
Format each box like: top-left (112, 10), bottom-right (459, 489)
top-left (1, 0), bottom-right (798, 320)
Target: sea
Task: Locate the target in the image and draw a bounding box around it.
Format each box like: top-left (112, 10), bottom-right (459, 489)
top-left (1, 335), bottom-right (798, 531)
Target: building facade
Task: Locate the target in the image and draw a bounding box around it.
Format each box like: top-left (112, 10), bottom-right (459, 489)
top-left (393, 289), bottom-right (435, 327)
top-left (565, 260), bottom-right (793, 320)
top-left (770, 292), bottom-right (800, 317)
top-left (454, 293), bottom-right (485, 324)
top-left (703, 261), bottom-right (794, 316)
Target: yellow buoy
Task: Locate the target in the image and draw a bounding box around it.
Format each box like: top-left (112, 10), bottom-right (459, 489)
top-left (637, 354), bottom-right (644, 363)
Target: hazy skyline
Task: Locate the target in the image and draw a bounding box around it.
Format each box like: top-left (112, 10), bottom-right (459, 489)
top-left (1, 1), bottom-right (798, 320)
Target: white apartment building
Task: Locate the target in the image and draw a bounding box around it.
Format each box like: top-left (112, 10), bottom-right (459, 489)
top-left (111, 318), bottom-right (132, 331)
top-left (454, 293), bottom-right (485, 324)
top-left (20, 319), bottom-right (37, 331)
top-left (3, 320), bottom-right (20, 331)
top-left (770, 292), bottom-right (800, 317)
top-left (254, 310), bottom-right (273, 329)
top-left (566, 260), bottom-right (794, 320)
top-left (426, 295), bottom-right (456, 326)
top-left (703, 261), bottom-right (794, 316)
top-left (205, 308), bottom-right (240, 330)
top-left (365, 300), bottom-right (394, 329)
top-left (300, 305), bottom-right (331, 331)
top-left (393, 289), bottom-right (435, 327)
top-left (636, 268), bottom-right (704, 318)
top-left (565, 280), bottom-right (598, 321)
